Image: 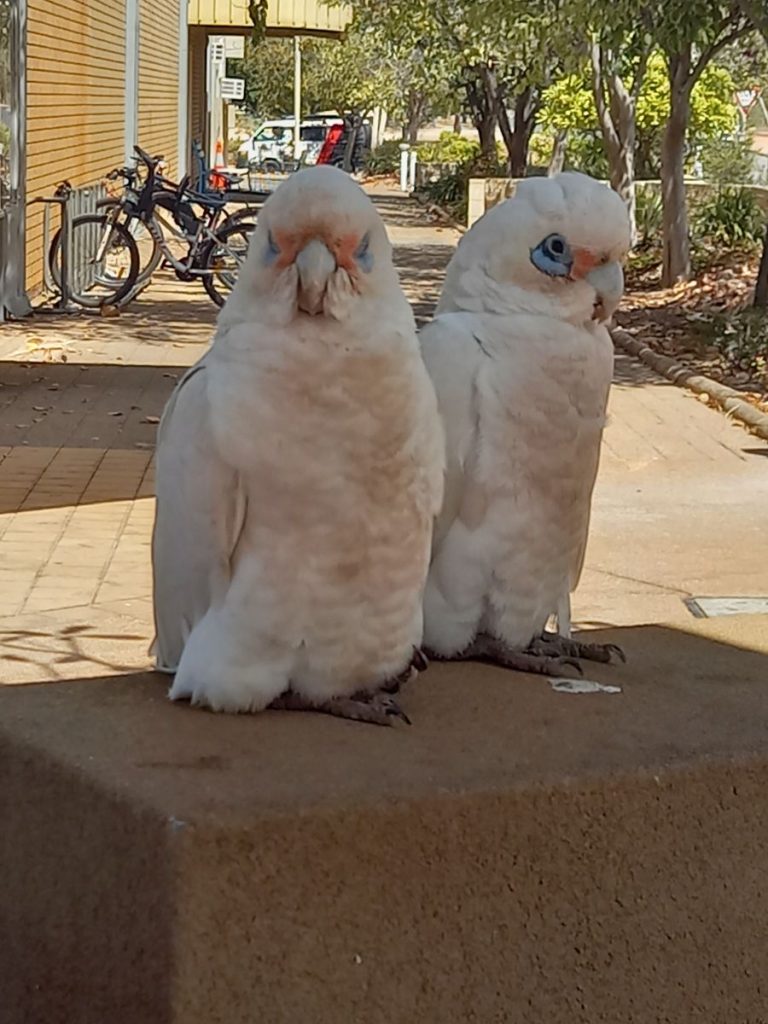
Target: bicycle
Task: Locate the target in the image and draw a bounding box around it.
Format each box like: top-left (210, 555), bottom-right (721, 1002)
top-left (49, 146), bottom-right (260, 308)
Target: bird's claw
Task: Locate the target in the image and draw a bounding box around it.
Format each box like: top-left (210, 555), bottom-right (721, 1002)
top-left (341, 692), bottom-right (411, 727)
top-left (383, 697), bottom-right (412, 726)
top-left (533, 631), bottom-right (626, 666)
top-left (605, 643), bottom-right (626, 664)
top-left (412, 646), bottom-right (429, 672)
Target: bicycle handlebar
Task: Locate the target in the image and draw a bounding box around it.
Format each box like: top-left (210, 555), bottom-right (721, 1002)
top-left (133, 144), bottom-right (165, 169)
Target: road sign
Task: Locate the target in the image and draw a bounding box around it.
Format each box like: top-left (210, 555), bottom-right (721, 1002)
top-left (221, 77), bottom-right (245, 101)
top-left (209, 39), bottom-right (225, 63)
top-left (224, 36), bottom-right (245, 59)
top-left (735, 88), bottom-right (761, 115)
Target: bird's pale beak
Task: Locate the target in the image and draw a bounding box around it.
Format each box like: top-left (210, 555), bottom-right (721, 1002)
top-left (585, 261), bottom-right (624, 322)
top-left (295, 238), bottom-right (336, 315)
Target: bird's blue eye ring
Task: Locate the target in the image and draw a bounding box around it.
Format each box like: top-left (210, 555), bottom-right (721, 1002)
top-left (355, 232), bottom-right (373, 273)
top-left (265, 229), bottom-right (280, 262)
top-left (530, 232), bottom-right (572, 277)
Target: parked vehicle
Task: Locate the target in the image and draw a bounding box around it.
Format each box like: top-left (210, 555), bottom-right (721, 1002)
top-left (238, 114), bottom-right (343, 172)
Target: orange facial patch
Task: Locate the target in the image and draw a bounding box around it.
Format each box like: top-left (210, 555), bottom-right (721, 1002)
top-left (569, 247), bottom-right (599, 280)
top-left (270, 228), bottom-right (362, 275)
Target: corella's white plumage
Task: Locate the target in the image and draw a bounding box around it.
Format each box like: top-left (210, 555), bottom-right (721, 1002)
top-left (152, 166), bottom-right (443, 724)
top-left (421, 171), bottom-right (630, 676)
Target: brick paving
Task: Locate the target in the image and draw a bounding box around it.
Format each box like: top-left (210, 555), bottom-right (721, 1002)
top-left (1, 186), bottom-right (767, 683)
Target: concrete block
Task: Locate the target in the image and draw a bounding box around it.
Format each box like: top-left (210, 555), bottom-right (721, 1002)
top-left (2, 620), bottom-right (768, 1023)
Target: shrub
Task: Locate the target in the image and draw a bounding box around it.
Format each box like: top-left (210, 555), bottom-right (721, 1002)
top-left (693, 187), bottom-right (764, 247)
top-left (635, 188), bottom-right (664, 247)
top-left (697, 135), bottom-right (756, 186)
top-left (364, 140), bottom-right (403, 175)
top-left (706, 308), bottom-right (768, 380)
top-left (417, 131), bottom-right (479, 166)
top-left (563, 133), bottom-right (609, 179)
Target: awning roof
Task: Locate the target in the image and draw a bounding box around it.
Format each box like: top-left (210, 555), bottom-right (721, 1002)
top-left (188, 0), bottom-right (352, 37)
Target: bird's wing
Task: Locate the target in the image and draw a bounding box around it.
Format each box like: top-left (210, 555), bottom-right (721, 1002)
top-left (151, 361), bottom-right (247, 672)
top-left (419, 312), bottom-right (486, 552)
top-left (568, 393), bottom-right (609, 593)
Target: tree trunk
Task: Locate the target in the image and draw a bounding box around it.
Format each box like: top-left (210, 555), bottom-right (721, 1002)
top-left (479, 63), bottom-right (508, 169)
top-left (755, 221), bottom-right (768, 307)
top-left (476, 114), bottom-right (497, 161)
top-left (548, 130), bottom-right (568, 176)
top-left (660, 52), bottom-right (692, 286)
top-left (463, 65), bottom-right (498, 163)
top-left (590, 43), bottom-right (642, 245)
top-left (505, 86), bottom-right (538, 178)
top-left (402, 91), bottom-right (424, 145)
top-left (453, 113), bottom-right (462, 134)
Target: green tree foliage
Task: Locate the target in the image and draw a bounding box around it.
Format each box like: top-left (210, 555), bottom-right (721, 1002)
top-left (230, 33), bottom-right (397, 121)
top-left (538, 53), bottom-right (738, 176)
top-left (339, 0), bottom-right (576, 171)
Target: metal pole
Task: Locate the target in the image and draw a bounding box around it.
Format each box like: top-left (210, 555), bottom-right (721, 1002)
top-left (124, 0), bottom-right (139, 163)
top-left (207, 36), bottom-right (224, 168)
top-left (293, 35), bottom-right (302, 164)
top-left (176, 0), bottom-right (189, 177)
top-left (5, 0), bottom-right (31, 317)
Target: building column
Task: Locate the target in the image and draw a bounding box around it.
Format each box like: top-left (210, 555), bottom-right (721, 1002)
top-left (177, 0), bottom-right (189, 177)
top-left (124, 0), bottom-right (140, 163)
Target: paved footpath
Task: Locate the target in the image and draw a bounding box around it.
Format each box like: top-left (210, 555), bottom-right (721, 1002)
top-left (1, 184), bottom-right (767, 683)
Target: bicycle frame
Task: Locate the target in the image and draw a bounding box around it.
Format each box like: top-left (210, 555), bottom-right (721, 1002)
top-left (146, 201), bottom-right (235, 278)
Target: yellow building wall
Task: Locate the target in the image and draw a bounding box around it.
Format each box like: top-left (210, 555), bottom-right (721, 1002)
top-left (25, 0), bottom-right (126, 291)
top-left (189, 0), bottom-right (351, 34)
top-left (138, 0), bottom-right (181, 179)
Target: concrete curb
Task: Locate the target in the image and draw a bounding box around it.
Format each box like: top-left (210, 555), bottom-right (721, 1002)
top-left (612, 326), bottom-right (768, 442)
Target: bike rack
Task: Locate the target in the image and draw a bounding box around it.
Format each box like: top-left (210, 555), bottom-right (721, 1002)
top-left (30, 180), bottom-right (104, 316)
top-left (29, 181), bottom-right (79, 314)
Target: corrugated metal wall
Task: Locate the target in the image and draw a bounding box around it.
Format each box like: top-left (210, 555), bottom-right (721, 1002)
top-left (24, 0), bottom-right (183, 293)
top-left (138, 0), bottom-right (181, 179)
top-left (25, 0), bottom-right (127, 291)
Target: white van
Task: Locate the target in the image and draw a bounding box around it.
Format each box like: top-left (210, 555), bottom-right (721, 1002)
top-left (238, 115), bottom-right (343, 172)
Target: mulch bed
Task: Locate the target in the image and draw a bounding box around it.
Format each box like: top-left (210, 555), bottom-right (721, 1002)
top-left (617, 250), bottom-right (768, 414)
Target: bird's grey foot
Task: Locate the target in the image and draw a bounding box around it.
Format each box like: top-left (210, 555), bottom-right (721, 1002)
top-left (379, 646), bottom-right (429, 694)
top-left (446, 632), bottom-right (584, 678)
top-left (528, 630), bottom-right (626, 665)
top-left (269, 689), bottom-right (411, 727)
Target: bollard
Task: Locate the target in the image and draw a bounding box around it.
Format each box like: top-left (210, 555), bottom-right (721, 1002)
top-left (399, 143), bottom-right (410, 193)
top-left (408, 148), bottom-right (418, 192)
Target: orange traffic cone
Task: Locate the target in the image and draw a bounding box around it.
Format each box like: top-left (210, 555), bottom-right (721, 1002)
top-left (210, 138), bottom-right (227, 189)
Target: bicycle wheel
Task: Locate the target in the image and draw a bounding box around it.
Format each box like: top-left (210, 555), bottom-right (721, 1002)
top-left (200, 219), bottom-right (255, 307)
top-left (96, 197), bottom-right (163, 290)
top-left (222, 205), bottom-right (260, 227)
top-left (48, 214), bottom-right (140, 308)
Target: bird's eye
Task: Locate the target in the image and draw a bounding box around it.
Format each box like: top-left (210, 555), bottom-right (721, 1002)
top-left (530, 233), bottom-right (572, 278)
top-left (355, 232), bottom-right (373, 273)
top-left (543, 234), bottom-right (568, 259)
